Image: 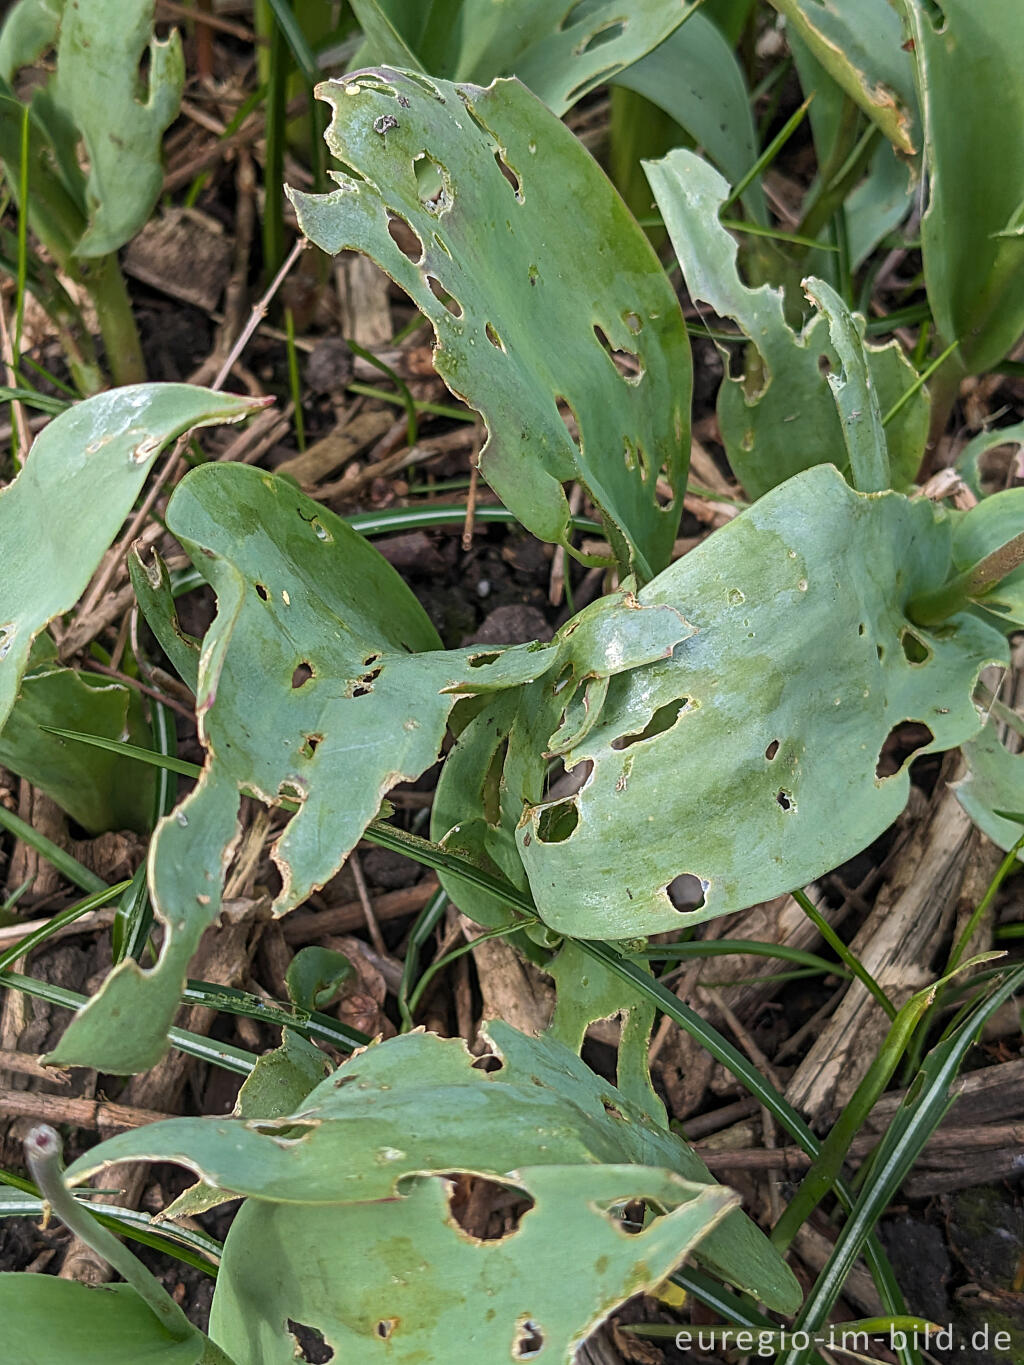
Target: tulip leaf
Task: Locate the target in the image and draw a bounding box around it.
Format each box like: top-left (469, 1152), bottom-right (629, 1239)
top-left (48, 463), bottom-right (558, 1073)
top-left (0, 384), bottom-right (262, 735)
top-left (646, 147), bottom-right (927, 498)
top-left (512, 464), bottom-right (1005, 937)
top-left (290, 68), bottom-right (691, 581)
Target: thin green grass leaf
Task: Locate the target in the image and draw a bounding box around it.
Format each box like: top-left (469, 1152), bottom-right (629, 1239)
top-left (793, 889), bottom-right (895, 1019)
top-left (0, 805), bottom-right (106, 893)
top-left (0, 880), bottom-right (129, 974)
top-left (777, 962), bottom-right (1024, 1365)
top-left (0, 970), bottom-right (256, 1074)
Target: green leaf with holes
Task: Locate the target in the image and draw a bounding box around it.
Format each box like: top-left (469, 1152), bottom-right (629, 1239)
top-left (610, 9), bottom-right (766, 223)
top-left (0, 384), bottom-right (261, 736)
top-left (0, 639), bottom-right (155, 834)
top-left (67, 1024), bottom-right (803, 1328)
top-left (0, 0), bottom-right (61, 83)
top-left (508, 463), bottom-right (1006, 938)
top-left (351, 1), bottom-right (701, 117)
top-left (647, 147), bottom-right (928, 499)
top-left (290, 68), bottom-right (691, 581)
top-left (905, 0), bottom-right (1024, 373)
top-left (48, 463), bottom-right (559, 1073)
top-left (767, 0), bottom-right (918, 154)
top-left (53, 0), bottom-right (184, 256)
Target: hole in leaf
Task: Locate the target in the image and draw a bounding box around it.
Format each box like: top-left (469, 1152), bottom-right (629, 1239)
top-left (876, 643), bottom-right (885, 661)
top-left (560, 0), bottom-right (588, 28)
top-left (623, 310), bottom-right (642, 334)
top-left (494, 149), bottom-right (523, 201)
top-left (472, 1052), bottom-right (503, 1072)
top-left (482, 737), bottom-right (509, 826)
top-left (875, 722), bottom-right (934, 778)
top-left (375, 1320), bottom-right (397, 1340)
top-left (576, 20), bottom-right (626, 55)
top-left (426, 274), bottom-right (463, 317)
top-left (667, 873), bottom-right (707, 911)
top-left (413, 151), bottom-right (451, 214)
top-left (611, 699), bottom-right (688, 750)
top-left (655, 464), bottom-right (675, 509)
top-left (469, 652), bottom-right (500, 667)
top-left (287, 1321), bottom-right (334, 1363)
top-left (818, 353), bottom-right (832, 376)
top-left (386, 211), bottom-right (424, 263)
top-left (351, 666), bottom-right (381, 698)
top-left (593, 324), bottom-right (643, 383)
top-left (765, 739), bottom-right (780, 760)
top-left (291, 662), bottom-right (314, 689)
top-left (485, 321), bottom-right (504, 351)
top-left (536, 800), bottom-right (579, 843)
top-left (447, 1174), bottom-right (534, 1240)
top-left (513, 1320), bottom-right (545, 1359)
top-left (255, 583), bottom-right (270, 601)
top-left (858, 622), bottom-right (867, 636)
top-left (899, 628), bottom-right (932, 664)
top-left (301, 734), bottom-right (322, 759)
top-left (601, 1098), bottom-right (626, 1120)
top-left (775, 789), bottom-right (794, 811)
top-left (528, 263), bottom-right (539, 287)
top-left (555, 397), bottom-right (581, 454)
top-left (363, 653), bottom-right (381, 667)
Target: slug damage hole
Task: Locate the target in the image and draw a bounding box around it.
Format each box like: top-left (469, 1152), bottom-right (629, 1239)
top-left (593, 324), bottom-right (643, 383)
top-left (255, 582), bottom-right (270, 601)
top-left (375, 1319), bottom-right (397, 1340)
top-left (287, 1321), bottom-right (334, 1363)
top-left (875, 722), bottom-right (935, 779)
top-left (611, 698), bottom-right (688, 750)
top-left (513, 1320), bottom-right (545, 1359)
top-left (447, 1174), bottom-right (534, 1241)
top-left (765, 739), bottom-right (780, 761)
top-left (351, 665), bottom-right (382, 698)
top-left (535, 799), bottom-right (579, 843)
top-left (386, 211), bottom-right (424, 263)
top-left (414, 151), bottom-right (452, 214)
top-left (667, 873), bottom-right (707, 911)
top-left (485, 321), bottom-right (505, 351)
top-left (775, 789), bottom-right (795, 812)
top-left (494, 149), bottom-right (523, 201)
top-left (291, 661), bottom-right (314, 689)
top-left (300, 733), bottom-right (322, 759)
top-left (576, 20), bottom-right (626, 55)
top-left (555, 396), bottom-right (582, 454)
top-left (899, 628), bottom-right (933, 665)
top-left (425, 273), bottom-right (463, 318)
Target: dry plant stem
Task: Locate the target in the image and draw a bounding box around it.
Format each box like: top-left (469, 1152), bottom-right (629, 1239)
top-left (157, 0), bottom-right (260, 43)
top-left (4, 1089), bottom-right (171, 1133)
top-left (283, 879), bottom-right (439, 941)
top-left (786, 754), bottom-right (979, 1117)
top-left (348, 849), bottom-right (387, 957)
top-left (73, 243), bottom-right (305, 633)
top-left (81, 660), bottom-right (194, 721)
top-left (461, 461), bottom-right (480, 551)
top-left (0, 289), bottom-right (30, 462)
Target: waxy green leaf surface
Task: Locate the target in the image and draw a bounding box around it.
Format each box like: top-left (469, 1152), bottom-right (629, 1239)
top-left (905, 0), bottom-right (1024, 373)
top-left (512, 464), bottom-right (1005, 937)
top-left (291, 68), bottom-right (691, 580)
top-left (54, 0), bottom-right (184, 255)
top-left (351, 0), bottom-right (700, 117)
top-left (68, 1024), bottom-right (802, 1327)
top-left (647, 148), bottom-right (927, 498)
top-left (0, 384), bottom-right (260, 735)
top-left (50, 463), bottom-right (558, 1072)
